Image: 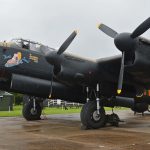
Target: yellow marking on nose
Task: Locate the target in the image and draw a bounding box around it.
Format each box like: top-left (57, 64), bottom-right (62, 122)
top-left (17, 52), bottom-right (22, 60)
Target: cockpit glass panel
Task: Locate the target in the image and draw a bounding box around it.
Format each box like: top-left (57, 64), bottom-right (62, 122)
top-left (11, 38), bottom-right (42, 52)
top-left (10, 38), bottom-right (55, 53)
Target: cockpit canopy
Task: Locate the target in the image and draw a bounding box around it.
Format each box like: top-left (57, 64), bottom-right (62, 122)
top-left (0, 38), bottom-right (55, 53)
top-left (11, 38), bottom-right (42, 51)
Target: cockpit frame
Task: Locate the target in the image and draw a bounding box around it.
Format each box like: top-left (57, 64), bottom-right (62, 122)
top-left (11, 38), bottom-right (42, 50)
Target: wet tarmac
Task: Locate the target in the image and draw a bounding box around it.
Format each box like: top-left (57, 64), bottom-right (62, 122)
top-left (0, 110), bottom-right (150, 150)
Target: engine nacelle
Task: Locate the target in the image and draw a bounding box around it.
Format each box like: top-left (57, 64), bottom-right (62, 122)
top-left (131, 102), bottom-right (148, 113)
top-left (104, 96), bottom-right (148, 113)
top-left (10, 74), bottom-right (85, 102)
top-left (54, 67), bottom-right (76, 84)
top-left (10, 74), bottom-right (52, 97)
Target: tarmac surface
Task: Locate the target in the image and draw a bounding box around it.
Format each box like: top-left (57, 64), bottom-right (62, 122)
top-left (0, 110), bottom-right (150, 150)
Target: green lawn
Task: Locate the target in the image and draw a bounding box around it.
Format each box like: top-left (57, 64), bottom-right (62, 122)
top-left (0, 105), bottom-right (82, 117)
top-left (0, 105), bottom-right (23, 117)
top-left (0, 105), bottom-right (128, 117)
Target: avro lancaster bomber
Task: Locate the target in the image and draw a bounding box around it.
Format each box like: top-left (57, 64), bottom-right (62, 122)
top-left (0, 18), bottom-right (150, 129)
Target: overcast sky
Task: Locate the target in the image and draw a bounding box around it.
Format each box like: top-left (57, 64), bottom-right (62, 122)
top-left (0, 0), bottom-right (149, 59)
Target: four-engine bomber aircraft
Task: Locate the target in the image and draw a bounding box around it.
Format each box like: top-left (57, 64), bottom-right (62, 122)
top-left (0, 18), bottom-right (150, 129)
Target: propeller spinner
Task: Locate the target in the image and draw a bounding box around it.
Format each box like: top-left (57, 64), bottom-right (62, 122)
top-left (97, 17), bottom-right (150, 94)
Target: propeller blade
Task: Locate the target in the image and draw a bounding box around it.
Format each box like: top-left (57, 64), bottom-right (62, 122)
top-left (97, 23), bottom-right (118, 38)
top-left (57, 30), bottom-right (78, 55)
top-left (117, 52), bottom-right (125, 94)
top-left (49, 66), bottom-right (54, 98)
top-left (131, 17), bottom-right (150, 38)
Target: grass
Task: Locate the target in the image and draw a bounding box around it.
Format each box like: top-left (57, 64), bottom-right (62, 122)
top-left (0, 105), bottom-right (22, 117)
top-left (0, 105), bottom-right (82, 117)
top-left (0, 105), bottom-right (128, 117)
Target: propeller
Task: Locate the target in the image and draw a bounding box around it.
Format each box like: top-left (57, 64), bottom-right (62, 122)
top-left (41, 30), bottom-right (78, 66)
top-left (131, 17), bottom-right (150, 38)
top-left (97, 17), bottom-right (150, 94)
top-left (40, 30), bottom-right (78, 98)
top-left (97, 24), bottom-right (118, 38)
top-left (117, 51), bottom-right (125, 94)
top-left (57, 30), bottom-right (77, 55)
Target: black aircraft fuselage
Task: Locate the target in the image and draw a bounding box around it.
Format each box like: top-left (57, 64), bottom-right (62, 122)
top-left (1, 35), bottom-right (150, 103)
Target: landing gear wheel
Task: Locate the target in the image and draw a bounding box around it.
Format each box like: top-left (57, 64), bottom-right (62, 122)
top-left (80, 101), bottom-right (106, 129)
top-left (148, 105), bottom-right (150, 112)
top-left (22, 100), bottom-right (42, 121)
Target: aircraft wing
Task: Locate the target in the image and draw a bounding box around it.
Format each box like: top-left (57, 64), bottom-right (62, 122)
top-left (96, 55), bottom-right (121, 83)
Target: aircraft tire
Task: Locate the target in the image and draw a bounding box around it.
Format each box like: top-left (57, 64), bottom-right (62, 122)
top-left (80, 100), bottom-right (106, 129)
top-left (22, 100), bottom-right (42, 121)
top-left (148, 105), bottom-right (150, 112)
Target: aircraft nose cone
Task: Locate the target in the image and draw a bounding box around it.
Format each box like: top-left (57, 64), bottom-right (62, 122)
top-left (114, 33), bottom-right (136, 52)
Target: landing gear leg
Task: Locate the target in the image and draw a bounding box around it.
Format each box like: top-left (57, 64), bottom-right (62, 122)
top-left (22, 97), bottom-right (42, 121)
top-left (81, 84), bottom-right (106, 129)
